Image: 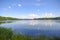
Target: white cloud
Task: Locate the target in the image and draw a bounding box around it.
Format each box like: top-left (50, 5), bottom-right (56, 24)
top-left (8, 6), bottom-right (11, 8)
top-left (5, 13), bottom-right (54, 19)
top-left (27, 14), bottom-right (40, 19)
top-left (17, 13), bottom-right (55, 19)
top-left (18, 4), bottom-right (22, 7)
top-left (2, 13), bottom-right (55, 19)
top-left (40, 13), bottom-right (55, 18)
top-left (3, 6), bottom-right (11, 11)
top-left (17, 13), bottom-right (40, 19)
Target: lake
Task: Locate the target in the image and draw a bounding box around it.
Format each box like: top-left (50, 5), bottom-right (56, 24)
top-left (0, 20), bottom-right (60, 37)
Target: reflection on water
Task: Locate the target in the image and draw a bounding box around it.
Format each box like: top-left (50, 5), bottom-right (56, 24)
top-left (0, 20), bottom-right (60, 30)
top-left (0, 20), bottom-right (60, 37)
top-left (18, 20), bottom-right (40, 25)
top-left (41, 20), bottom-right (54, 27)
top-left (16, 20), bottom-right (53, 26)
top-left (0, 20), bottom-right (18, 24)
top-left (0, 21), bottom-right (11, 24)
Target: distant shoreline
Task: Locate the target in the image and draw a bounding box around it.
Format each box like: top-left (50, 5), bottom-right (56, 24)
top-left (0, 16), bottom-right (60, 20)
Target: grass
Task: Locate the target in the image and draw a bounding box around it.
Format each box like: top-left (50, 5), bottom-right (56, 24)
top-left (0, 27), bottom-right (60, 40)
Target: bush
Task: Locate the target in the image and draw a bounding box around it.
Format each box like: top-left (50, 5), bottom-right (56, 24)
top-left (0, 27), bottom-right (13, 40)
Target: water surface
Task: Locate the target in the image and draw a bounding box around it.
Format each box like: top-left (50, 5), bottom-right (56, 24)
top-left (0, 20), bottom-right (60, 37)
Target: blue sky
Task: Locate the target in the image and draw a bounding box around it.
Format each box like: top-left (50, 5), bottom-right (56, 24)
top-left (0, 0), bottom-right (60, 18)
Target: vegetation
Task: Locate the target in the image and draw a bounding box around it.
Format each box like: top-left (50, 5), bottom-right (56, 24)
top-left (34, 17), bottom-right (60, 20)
top-left (0, 27), bottom-right (60, 40)
top-left (0, 21), bottom-right (5, 24)
top-left (0, 27), bottom-right (13, 40)
top-left (0, 16), bottom-right (20, 20)
top-left (0, 16), bottom-right (60, 20)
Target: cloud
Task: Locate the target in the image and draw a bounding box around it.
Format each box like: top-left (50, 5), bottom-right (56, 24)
top-left (2, 13), bottom-right (55, 19)
top-left (18, 4), bottom-right (22, 7)
top-left (17, 13), bottom-right (40, 19)
top-left (40, 13), bottom-right (55, 18)
top-left (3, 6), bottom-right (11, 11)
top-left (8, 6), bottom-right (11, 8)
top-left (17, 13), bottom-right (55, 19)
top-left (27, 14), bottom-right (40, 19)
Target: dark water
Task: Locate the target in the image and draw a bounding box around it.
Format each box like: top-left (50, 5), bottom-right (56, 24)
top-left (0, 20), bottom-right (60, 37)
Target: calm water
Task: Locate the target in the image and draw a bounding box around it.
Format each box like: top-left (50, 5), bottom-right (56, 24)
top-left (0, 20), bottom-right (60, 37)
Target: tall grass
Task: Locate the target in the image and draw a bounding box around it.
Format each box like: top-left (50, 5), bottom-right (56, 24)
top-left (0, 27), bottom-right (60, 40)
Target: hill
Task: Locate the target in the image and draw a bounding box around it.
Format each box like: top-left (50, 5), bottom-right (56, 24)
top-left (0, 16), bottom-right (20, 20)
top-left (34, 17), bottom-right (60, 20)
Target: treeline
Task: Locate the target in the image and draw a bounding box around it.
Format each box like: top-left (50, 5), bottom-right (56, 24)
top-left (0, 16), bottom-right (20, 20)
top-left (34, 17), bottom-right (60, 20)
top-left (0, 16), bottom-right (60, 20)
top-left (0, 27), bottom-right (60, 40)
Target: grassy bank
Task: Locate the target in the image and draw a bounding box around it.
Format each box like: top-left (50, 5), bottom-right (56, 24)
top-left (0, 16), bottom-right (20, 20)
top-left (0, 27), bottom-right (60, 40)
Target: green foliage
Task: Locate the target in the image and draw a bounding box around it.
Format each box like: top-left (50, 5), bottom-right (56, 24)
top-left (0, 27), bottom-right (60, 40)
top-left (11, 34), bottom-right (31, 40)
top-left (0, 16), bottom-right (20, 20)
top-left (34, 17), bottom-right (60, 20)
top-left (0, 27), bottom-right (13, 40)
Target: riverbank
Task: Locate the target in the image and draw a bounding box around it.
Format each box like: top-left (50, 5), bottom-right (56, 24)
top-left (0, 27), bottom-right (60, 40)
